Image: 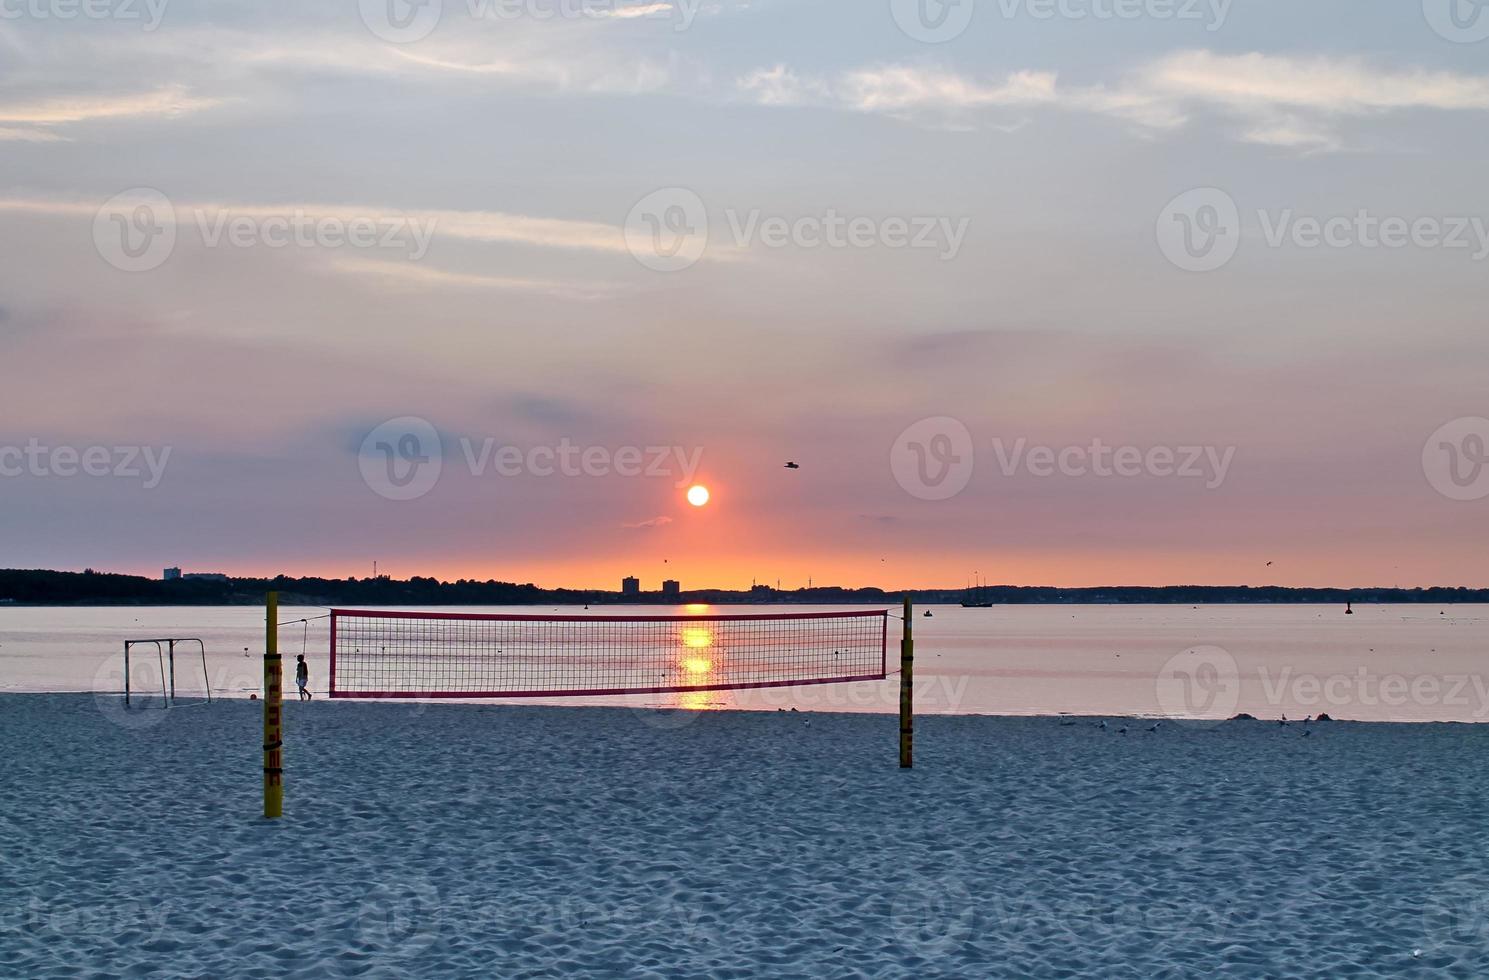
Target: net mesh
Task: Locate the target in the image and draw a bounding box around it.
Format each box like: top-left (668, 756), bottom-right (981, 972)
top-left (330, 609), bottom-right (888, 698)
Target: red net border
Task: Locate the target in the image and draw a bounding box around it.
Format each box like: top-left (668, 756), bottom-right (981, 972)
top-left (328, 608), bottom-right (890, 699)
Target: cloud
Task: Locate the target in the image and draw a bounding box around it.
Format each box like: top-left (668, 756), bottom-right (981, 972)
top-left (326, 256), bottom-right (624, 300)
top-left (0, 195), bottom-right (632, 254)
top-left (739, 50), bottom-right (1489, 151)
top-left (0, 127), bottom-right (65, 142)
top-left (623, 515), bottom-right (673, 529)
top-left (0, 86), bottom-right (221, 126)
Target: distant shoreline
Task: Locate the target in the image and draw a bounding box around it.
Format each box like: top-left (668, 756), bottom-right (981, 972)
top-left (1, 568), bottom-right (1484, 607)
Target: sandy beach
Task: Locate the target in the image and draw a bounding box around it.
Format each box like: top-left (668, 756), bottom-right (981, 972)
top-left (5, 692), bottom-right (1488, 977)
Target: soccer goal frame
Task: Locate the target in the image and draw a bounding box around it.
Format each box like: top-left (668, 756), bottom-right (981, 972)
top-left (123, 637), bottom-right (212, 707)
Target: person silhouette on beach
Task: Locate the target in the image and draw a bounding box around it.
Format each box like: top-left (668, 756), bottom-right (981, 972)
top-left (295, 654), bottom-right (310, 701)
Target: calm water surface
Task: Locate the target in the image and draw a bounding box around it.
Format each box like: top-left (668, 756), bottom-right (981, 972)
top-left (1, 603), bottom-right (1484, 722)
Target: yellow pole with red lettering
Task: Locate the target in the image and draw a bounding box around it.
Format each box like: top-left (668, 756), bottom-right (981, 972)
top-left (263, 591), bottom-right (283, 818)
top-left (900, 596), bottom-right (913, 768)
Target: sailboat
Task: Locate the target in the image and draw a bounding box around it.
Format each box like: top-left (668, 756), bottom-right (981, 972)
top-left (961, 572), bottom-right (993, 608)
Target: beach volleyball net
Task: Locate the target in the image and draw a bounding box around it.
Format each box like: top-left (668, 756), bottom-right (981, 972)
top-left (328, 608), bottom-right (888, 698)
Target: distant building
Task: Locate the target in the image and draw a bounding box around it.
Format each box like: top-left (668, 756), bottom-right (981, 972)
top-left (622, 576), bottom-right (640, 596)
top-left (163, 567), bottom-right (182, 581)
top-left (661, 579), bottom-right (680, 600)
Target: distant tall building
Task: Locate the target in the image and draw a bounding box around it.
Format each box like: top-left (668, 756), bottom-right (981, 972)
top-left (163, 567), bottom-right (181, 581)
top-left (661, 579), bottom-right (680, 600)
top-left (622, 576), bottom-right (640, 596)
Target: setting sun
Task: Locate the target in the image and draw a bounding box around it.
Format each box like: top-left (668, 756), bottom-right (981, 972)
top-left (686, 485), bottom-right (710, 507)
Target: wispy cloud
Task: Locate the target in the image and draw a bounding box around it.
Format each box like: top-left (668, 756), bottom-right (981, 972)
top-left (739, 50), bottom-right (1489, 152)
top-left (623, 515), bottom-right (673, 529)
top-left (327, 255), bottom-right (625, 301)
top-left (0, 86), bottom-right (220, 126)
top-left (0, 195), bottom-right (632, 254)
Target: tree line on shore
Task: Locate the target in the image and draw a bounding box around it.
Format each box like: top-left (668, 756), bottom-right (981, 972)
top-left (0, 568), bottom-right (1484, 606)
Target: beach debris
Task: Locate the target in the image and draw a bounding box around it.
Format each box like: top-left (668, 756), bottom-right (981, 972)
top-left (1229, 712), bottom-right (1256, 721)
top-left (1316, 713), bottom-right (1333, 722)
top-left (1146, 722), bottom-right (1161, 733)
top-left (1279, 714), bottom-right (1288, 725)
top-left (1118, 726), bottom-right (1128, 735)
top-left (1302, 729), bottom-right (1312, 737)
top-left (1096, 720), bottom-right (1108, 730)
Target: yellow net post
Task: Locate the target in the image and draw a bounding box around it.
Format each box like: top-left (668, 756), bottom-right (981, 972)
top-left (263, 591), bottom-right (283, 819)
top-left (900, 596), bottom-right (913, 768)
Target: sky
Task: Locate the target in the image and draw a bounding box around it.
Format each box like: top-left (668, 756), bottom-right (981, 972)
top-left (1, 0), bottom-right (1487, 590)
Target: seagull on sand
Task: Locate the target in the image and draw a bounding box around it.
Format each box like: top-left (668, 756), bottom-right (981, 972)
top-left (1118, 725), bottom-right (1128, 735)
top-left (1147, 722), bottom-right (1161, 733)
